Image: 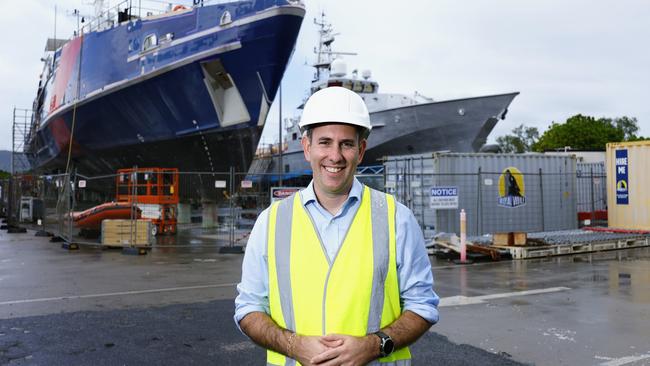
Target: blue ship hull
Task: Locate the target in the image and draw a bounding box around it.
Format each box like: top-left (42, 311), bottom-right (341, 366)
top-left (28, 1), bottom-right (305, 175)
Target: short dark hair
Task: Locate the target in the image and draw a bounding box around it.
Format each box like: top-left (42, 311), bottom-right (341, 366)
top-left (303, 123), bottom-right (369, 143)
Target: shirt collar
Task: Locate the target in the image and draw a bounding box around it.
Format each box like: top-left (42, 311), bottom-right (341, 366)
top-left (300, 177), bottom-right (363, 207)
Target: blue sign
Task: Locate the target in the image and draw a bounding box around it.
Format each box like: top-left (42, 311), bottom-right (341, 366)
top-left (430, 186), bottom-right (459, 209)
top-left (431, 187), bottom-right (458, 197)
top-left (615, 149), bottom-right (629, 205)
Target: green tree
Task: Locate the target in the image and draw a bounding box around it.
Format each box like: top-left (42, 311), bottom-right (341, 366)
top-left (531, 114), bottom-right (640, 151)
top-left (496, 124), bottom-right (540, 153)
top-left (614, 116), bottom-right (640, 140)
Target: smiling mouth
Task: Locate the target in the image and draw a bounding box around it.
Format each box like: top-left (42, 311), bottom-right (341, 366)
top-left (324, 166), bottom-right (343, 173)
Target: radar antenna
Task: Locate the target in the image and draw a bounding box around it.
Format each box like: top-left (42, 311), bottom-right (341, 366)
top-left (312, 12), bottom-right (356, 82)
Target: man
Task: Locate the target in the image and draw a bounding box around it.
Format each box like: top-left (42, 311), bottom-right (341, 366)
top-left (235, 87), bottom-right (439, 365)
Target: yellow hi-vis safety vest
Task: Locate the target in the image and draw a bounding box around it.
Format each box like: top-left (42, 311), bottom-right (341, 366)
top-left (267, 186), bottom-right (411, 366)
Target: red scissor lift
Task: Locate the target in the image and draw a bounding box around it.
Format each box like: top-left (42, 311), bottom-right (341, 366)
top-left (115, 168), bottom-right (179, 236)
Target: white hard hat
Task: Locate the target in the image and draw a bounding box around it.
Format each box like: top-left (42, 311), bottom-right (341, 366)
top-left (299, 86), bottom-right (372, 134)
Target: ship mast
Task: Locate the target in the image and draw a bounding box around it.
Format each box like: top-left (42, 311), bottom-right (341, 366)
top-left (312, 13), bottom-right (356, 85)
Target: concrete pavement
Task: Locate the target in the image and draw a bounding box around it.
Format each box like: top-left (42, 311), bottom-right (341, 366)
top-left (1, 228), bottom-right (649, 365)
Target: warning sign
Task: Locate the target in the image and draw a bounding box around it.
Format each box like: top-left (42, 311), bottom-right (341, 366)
top-left (271, 187), bottom-right (303, 202)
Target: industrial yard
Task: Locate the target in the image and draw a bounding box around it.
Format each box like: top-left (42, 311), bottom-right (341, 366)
top-left (2, 142), bottom-right (650, 365)
top-left (1, 227), bottom-right (649, 365)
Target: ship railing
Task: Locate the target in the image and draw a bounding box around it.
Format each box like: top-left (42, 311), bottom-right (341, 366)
top-left (75, 0), bottom-right (218, 36)
top-left (200, 0), bottom-right (304, 6)
top-left (65, 0), bottom-right (302, 39)
top-left (77, 0), bottom-right (186, 35)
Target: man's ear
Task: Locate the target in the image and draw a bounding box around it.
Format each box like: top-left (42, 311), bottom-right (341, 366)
top-left (301, 135), bottom-right (311, 162)
top-left (357, 138), bottom-right (367, 162)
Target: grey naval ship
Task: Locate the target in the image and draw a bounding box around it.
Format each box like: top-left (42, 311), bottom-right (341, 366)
top-left (249, 15), bottom-right (519, 178)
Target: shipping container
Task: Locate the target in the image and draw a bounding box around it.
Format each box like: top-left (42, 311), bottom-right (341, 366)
top-left (606, 141), bottom-right (650, 230)
top-left (383, 152), bottom-right (578, 237)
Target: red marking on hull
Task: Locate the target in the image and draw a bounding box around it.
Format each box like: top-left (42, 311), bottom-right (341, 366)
top-left (49, 36), bottom-right (83, 113)
top-left (49, 116), bottom-right (83, 155)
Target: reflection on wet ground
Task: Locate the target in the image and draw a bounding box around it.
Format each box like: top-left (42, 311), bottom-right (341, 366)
top-left (431, 247), bottom-right (650, 365)
top-left (21, 221), bottom-right (252, 254)
top-left (153, 226), bottom-right (250, 248)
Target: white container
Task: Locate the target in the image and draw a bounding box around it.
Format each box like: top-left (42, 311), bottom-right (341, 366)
top-left (606, 141), bottom-right (650, 230)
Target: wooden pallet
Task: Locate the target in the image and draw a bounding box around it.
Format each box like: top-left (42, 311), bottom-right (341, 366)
top-left (431, 239), bottom-right (504, 261)
top-left (101, 219), bottom-right (152, 247)
top-left (493, 232), bottom-right (527, 246)
top-left (493, 237), bottom-right (649, 259)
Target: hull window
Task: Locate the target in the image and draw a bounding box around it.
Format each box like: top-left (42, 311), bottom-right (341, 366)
top-left (142, 34), bottom-right (158, 52)
top-left (220, 11), bottom-right (232, 26)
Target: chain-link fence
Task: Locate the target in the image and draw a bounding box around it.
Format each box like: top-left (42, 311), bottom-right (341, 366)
top-left (4, 169), bottom-right (311, 249)
top-left (383, 154), bottom-right (608, 238)
top-left (576, 162), bottom-right (607, 225)
top-left (385, 170), bottom-right (584, 237)
top-left (4, 165), bottom-right (609, 246)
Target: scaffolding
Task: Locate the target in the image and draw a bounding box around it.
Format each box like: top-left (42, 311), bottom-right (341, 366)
top-left (11, 107), bottom-right (32, 175)
top-left (5, 108), bottom-right (34, 227)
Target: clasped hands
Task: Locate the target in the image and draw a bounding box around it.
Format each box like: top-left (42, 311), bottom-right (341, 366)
top-left (292, 333), bottom-right (378, 366)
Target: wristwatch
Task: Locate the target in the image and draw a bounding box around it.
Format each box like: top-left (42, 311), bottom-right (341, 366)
top-left (374, 331), bottom-right (395, 357)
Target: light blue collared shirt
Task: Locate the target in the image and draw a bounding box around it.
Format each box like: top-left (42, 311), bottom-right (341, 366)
top-left (234, 178), bottom-right (439, 330)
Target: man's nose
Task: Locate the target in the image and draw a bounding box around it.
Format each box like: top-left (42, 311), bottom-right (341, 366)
top-left (328, 145), bottom-right (344, 162)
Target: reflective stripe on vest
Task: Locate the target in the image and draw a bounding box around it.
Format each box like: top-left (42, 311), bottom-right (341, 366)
top-left (267, 186), bottom-right (411, 365)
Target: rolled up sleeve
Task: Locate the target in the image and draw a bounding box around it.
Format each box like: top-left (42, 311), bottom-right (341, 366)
top-left (234, 208), bottom-right (271, 332)
top-left (395, 202), bottom-right (440, 324)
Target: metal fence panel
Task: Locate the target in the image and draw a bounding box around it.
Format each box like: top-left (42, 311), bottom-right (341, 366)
top-left (66, 170), bottom-right (314, 249)
top-left (384, 153), bottom-right (579, 237)
top-left (576, 162), bottom-right (607, 214)
top-left (5, 159), bottom-right (609, 245)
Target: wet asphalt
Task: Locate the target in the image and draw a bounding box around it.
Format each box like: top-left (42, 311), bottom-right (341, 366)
top-left (1, 228), bottom-right (650, 365)
top-left (0, 299), bottom-right (525, 365)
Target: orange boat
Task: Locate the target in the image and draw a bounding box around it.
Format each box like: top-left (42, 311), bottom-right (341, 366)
top-left (72, 202), bottom-right (141, 230)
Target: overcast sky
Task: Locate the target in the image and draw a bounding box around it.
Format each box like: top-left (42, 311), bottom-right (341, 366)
top-left (1, 0), bottom-right (649, 152)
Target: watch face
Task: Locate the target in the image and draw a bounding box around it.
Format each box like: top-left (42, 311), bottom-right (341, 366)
top-left (383, 338), bottom-right (395, 355)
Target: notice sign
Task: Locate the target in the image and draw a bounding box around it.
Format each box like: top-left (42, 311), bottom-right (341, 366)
top-left (430, 186), bottom-right (458, 209)
top-left (615, 149), bottom-right (629, 205)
